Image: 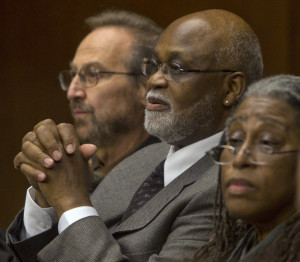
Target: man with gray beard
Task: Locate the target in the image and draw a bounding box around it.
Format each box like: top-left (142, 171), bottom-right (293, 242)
top-left (9, 9), bottom-right (263, 262)
top-left (144, 88), bottom-right (217, 143)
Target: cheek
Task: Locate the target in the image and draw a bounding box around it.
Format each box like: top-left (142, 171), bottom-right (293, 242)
top-left (263, 165), bottom-right (297, 198)
top-left (220, 165), bottom-right (231, 194)
top-left (85, 88), bottom-right (116, 119)
top-left (87, 85), bottom-right (123, 107)
top-left (168, 86), bottom-right (200, 113)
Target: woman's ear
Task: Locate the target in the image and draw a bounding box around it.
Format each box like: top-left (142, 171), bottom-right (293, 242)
top-left (223, 72), bottom-right (246, 107)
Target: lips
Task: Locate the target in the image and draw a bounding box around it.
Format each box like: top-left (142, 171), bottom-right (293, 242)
top-left (225, 178), bottom-right (256, 195)
top-left (146, 95), bottom-right (170, 111)
top-left (70, 102), bottom-right (93, 117)
top-left (73, 109), bottom-right (86, 114)
top-left (72, 108), bottom-right (89, 117)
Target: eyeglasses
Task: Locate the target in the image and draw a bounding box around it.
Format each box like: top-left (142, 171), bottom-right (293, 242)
top-left (141, 58), bottom-right (237, 81)
top-left (58, 67), bottom-right (139, 91)
top-left (207, 144), bottom-right (299, 166)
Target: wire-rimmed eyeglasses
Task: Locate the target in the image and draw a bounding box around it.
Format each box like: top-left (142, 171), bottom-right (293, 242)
top-left (207, 144), bottom-right (299, 166)
top-left (141, 58), bottom-right (237, 81)
top-left (58, 67), bottom-right (139, 91)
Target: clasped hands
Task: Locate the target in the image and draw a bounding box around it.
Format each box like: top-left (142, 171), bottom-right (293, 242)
top-left (14, 119), bottom-right (97, 217)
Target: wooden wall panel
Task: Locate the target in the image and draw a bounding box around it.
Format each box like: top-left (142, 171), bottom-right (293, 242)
top-left (291, 0), bottom-right (300, 75)
top-left (0, 0), bottom-right (298, 228)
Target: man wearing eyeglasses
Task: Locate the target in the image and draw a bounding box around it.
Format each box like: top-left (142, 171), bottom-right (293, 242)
top-left (58, 10), bottom-right (164, 191)
top-left (8, 9), bottom-right (263, 262)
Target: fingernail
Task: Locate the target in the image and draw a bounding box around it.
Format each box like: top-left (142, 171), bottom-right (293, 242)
top-left (43, 157), bottom-right (54, 167)
top-left (37, 173), bottom-right (46, 181)
top-left (66, 144), bottom-right (74, 154)
top-left (52, 150), bottom-right (62, 161)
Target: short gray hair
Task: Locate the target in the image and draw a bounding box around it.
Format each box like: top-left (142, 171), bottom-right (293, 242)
top-left (226, 75), bottom-right (300, 136)
top-left (85, 10), bottom-right (163, 86)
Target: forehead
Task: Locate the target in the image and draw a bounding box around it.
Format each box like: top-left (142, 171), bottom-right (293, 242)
top-left (154, 17), bottom-right (217, 67)
top-left (72, 26), bottom-right (134, 68)
top-left (230, 96), bottom-right (298, 131)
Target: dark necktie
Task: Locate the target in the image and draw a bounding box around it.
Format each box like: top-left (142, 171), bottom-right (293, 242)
top-left (121, 160), bottom-right (165, 222)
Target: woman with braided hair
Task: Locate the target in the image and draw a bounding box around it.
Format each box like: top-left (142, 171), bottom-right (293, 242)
top-left (194, 74), bottom-right (300, 262)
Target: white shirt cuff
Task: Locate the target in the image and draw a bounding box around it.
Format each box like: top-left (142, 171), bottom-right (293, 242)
top-left (23, 187), bottom-right (58, 239)
top-left (58, 206), bottom-right (99, 234)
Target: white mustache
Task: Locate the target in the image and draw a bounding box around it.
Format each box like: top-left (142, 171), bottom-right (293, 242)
top-left (146, 90), bottom-right (171, 106)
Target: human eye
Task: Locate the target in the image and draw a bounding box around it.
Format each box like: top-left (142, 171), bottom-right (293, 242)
top-left (169, 63), bottom-right (182, 75)
top-left (227, 130), bottom-right (245, 149)
top-left (143, 59), bottom-right (160, 77)
top-left (70, 70), bottom-right (77, 78)
top-left (257, 132), bottom-right (282, 153)
top-left (82, 67), bottom-right (99, 86)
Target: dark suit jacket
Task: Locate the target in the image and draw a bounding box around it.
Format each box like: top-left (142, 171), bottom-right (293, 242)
top-left (0, 228), bottom-right (19, 262)
top-left (7, 142), bottom-right (218, 262)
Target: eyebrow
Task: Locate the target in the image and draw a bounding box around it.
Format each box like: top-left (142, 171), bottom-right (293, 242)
top-left (69, 61), bottom-right (105, 70)
top-left (230, 116), bottom-right (288, 130)
top-left (259, 116), bottom-right (288, 130)
top-left (153, 49), bottom-right (190, 62)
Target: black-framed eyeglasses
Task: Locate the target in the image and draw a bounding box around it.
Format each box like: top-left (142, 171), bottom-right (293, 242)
top-left (207, 144), bottom-right (299, 166)
top-left (141, 58), bottom-right (237, 81)
top-left (58, 67), bottom-right (139, 91)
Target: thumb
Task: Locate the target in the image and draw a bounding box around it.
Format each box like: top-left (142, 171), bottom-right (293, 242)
top-left (80, 144), bottom-right (97, 160)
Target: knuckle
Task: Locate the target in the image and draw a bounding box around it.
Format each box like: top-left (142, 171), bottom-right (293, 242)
top-left (58, 123), bottom-right (77, 142)
top-left (57, 122), bottom-right (74, 131)
top-left (22, 141), bottom-right (48, 162)
top-left (22, 140), bottom-right (32, 152)
top-left (45, 142), bottom-right (60, 152)
top-left (13, 152), bottom-right (22, 168)
top-left (35, 124), bottom-right (47, 134)
top-left (22, 131), bottom-right (36, 143)
top-left (34, 119), bottom-right (56, 131)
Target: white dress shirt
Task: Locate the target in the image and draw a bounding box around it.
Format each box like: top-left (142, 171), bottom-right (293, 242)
top-left (23, 132), bottom-right (222, 238)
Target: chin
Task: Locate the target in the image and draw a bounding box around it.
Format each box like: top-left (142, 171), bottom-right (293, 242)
top-left (226, 199), bottom-right (253, 219)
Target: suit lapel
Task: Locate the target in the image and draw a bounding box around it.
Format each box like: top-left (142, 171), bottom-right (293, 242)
top-left (113, 154), bottom-right (214, 233)
top-left (91, 142), bottom-right (170, 227)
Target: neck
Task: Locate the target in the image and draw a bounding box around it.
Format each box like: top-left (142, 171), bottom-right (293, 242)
top-left (95, 126), bottom-right (150, 175)
top-left (254, 206), bottom-right (297, 242)
top-left (172, 127), bottom-right (223, 150)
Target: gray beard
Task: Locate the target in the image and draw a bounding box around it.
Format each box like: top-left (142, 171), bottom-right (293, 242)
top-left (144, 90), bottom-right (217, 145)
top-left (74, 111), bottom-right (131, 148)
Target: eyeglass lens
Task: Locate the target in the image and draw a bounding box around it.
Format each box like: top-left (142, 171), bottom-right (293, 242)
top-left (59, 68), bottom-right (99, 91)
top-left (142, 59), bottom-right (181, 80)
top-left (211, 145), bottom-right (268, 165)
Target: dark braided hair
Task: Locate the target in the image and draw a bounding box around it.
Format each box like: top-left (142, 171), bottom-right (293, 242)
top-left (193, 169), bottom-right (251, 262)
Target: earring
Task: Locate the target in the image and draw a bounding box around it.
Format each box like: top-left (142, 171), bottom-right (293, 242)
top-left (225, 100), bottom-right (229, 104)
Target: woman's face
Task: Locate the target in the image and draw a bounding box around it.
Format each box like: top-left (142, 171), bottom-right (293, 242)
top-left (221, 96), bottom-right (300, 233)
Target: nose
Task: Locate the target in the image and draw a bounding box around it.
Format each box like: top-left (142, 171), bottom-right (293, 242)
top-left (146, 68), bottom-right (168, 92)
top-left (232, 143), bottom-right (252, 168)
top-left (67, 75), bottom-right (87, 101)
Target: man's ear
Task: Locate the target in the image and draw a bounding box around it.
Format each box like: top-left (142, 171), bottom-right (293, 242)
top-left (223, 72), bottom-right (246, 107)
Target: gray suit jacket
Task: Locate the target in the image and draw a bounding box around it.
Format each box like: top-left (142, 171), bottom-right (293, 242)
top-left (7, 142), bottom-right (218, 262)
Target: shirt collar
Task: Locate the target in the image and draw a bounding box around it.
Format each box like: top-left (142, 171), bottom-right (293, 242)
top-left (164, 132), bottom-right (223, 186)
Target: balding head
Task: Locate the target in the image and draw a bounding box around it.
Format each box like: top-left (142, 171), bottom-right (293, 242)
top-left (162, 9), bottom-right (263, 85)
